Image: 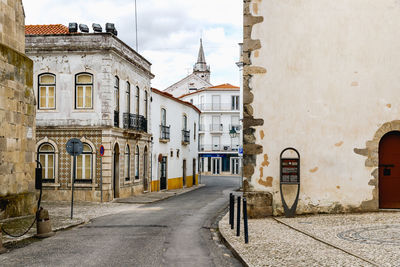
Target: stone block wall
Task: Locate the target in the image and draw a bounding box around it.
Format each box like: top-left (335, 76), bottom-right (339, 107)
top-left (0, 0), bottom-right (36, 219)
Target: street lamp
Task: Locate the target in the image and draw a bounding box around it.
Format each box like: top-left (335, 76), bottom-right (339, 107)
top-left (229, 127), bottom-right (238, 138)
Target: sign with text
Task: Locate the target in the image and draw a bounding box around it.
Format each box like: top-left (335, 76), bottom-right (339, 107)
top-left (280, 148), bottom-right (300, 184)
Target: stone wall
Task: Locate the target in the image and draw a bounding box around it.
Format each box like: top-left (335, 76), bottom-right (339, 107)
top-left (244, 0), bottom-right (400, 215)
top-left (0, 0), bottom-right (36, 219)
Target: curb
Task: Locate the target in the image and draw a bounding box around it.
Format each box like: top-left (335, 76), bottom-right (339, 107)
top-left (216, 208), bottom-right (250, 267)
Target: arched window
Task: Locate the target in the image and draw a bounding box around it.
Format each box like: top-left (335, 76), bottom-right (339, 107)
top-left (161, 108), bottom-right (166, 126)
top-left (38, 143), bottom-right (55, 182)
top-left (125, 145), bottom-right (130, 181)
top-left (75, 73), bottom-right (93, 109)
top-left (126, 82), bottom-right (130, 114)
top-left (144, 91), bottom-right (148, 119)
top-left (114, 76), bottom-right (120, 112)
top-left (194, 122), bottom-right (196, 140)
top-left (183, 115), bottom-right (187, 130)
top-left (76, 143), bottom-right (92, 182)
top-left (135, 145), bottom-right (140, 179)
top-left (38, 73), bottom-right (56, 109)
top-left (136, 86), bottom-right (140, 114)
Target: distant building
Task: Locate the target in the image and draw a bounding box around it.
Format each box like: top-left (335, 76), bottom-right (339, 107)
top-left (25, 24), bottom-right (153, 201)
top-left (150, 89), bottom-right (200, 190)
top-left (164, 39), bottom-right (213, 97)
top-left (0, 0), bottom-right (36, 219)
top-left (244, 0), bottom-right (400, 217)
top-left (180, 84), bottom-right (241, 176)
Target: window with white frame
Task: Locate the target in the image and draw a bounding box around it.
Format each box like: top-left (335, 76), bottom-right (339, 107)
top-left (144, 91), bottom-right (148, 119)
top-left (38, 74), bottom-right (56, 109)
top-left (126, 82), bottom-right (130, 114)
top-left (125, 145), bottom-right (130, 181)
top-left (38, 143), bottom-right (55, 182)
top-left (231, 95), bottom-right (239, 110)
top-left (76, 143), bottom-right (92, 182)
top-left (135, 145), bottom-right (140, 179)
top-left (75, 73), bottom-right (93, 109)
top-left (114, 76), bottom-right (120, 112)
top-left (136, 86), bottom-right (140, 114)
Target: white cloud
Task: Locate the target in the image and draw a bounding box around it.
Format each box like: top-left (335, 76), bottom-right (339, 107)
top-left (22, 0), bottom-right (242, 89)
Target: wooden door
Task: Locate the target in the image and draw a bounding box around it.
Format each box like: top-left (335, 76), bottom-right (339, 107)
top-left (379, 131), bottom-right (400, 208)
top-left (160, 156), bottom-right (167, 190)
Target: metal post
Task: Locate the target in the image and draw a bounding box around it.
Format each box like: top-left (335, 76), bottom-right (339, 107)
top-left (243, 197), bottom-right (249, 244)
top-left (229, 193), bottom-right (234, 229)
top-left (236, 196), bottom-right (241, 236)
top-left (100, 156), bottom-right (103, 203)
top-left (71, 155), bottom-right (76, 219)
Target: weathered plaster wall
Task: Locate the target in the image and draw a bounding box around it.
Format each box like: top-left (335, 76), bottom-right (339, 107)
top-left (0, 0), bottom-right (36, 218)
top-left (245, 0), bottom-right (400, 214)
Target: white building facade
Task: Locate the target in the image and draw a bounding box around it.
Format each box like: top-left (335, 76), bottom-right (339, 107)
top-left (151, 89), bottom-right (200, 190)
top-left (26, 26), bottom-right (153, 201)
top-left (180, 84), bottom-right (241, 176)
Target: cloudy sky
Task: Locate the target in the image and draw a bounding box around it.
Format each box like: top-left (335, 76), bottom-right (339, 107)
top-left (22, 0), bottom-right (243, 90)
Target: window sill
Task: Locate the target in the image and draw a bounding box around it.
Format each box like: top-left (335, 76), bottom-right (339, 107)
top-left (42, 183), bottom-right (61, 187)
top-left (67, 183), bottom-right (96, 188)
top-left (159, 138), bottom-right (170, 143)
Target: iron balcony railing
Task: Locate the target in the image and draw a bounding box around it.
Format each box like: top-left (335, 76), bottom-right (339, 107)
top-left (160, 125), bottom-right (170, 140)
top-left (182, 129), bottom-right (190, 144)
top-left (122, 113), bottom-right (147, 132)
top-left (114, 110), bottom-right (119, 127)
top-left (210, 124), bottom-right (223, 132)
top-left (199, 144), bottom-right (239, 152)
top-left (196, 103), bottom-right (240, 111)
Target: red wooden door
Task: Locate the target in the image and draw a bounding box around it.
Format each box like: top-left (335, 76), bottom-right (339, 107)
top-left (379, 131), bottom-right (400, 208)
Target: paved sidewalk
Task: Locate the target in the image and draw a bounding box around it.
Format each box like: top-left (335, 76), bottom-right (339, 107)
top-left (219, 210), bottom-right (400, 267)
top-left (1, 184), bottom-right (204, 246)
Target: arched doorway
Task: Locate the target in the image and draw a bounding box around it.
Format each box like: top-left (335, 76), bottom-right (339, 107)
top-left (143, 146), bottom-right (148, 191)
top-left (113, 143), bottom-right (120, 198)
top-left (379, 131), bottom-right (400, 208)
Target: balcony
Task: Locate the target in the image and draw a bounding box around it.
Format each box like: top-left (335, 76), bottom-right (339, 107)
top-left (160, 125), bottom-right (170, 141)
top-left (210, 124), bottom-right (223, 132)
top-left (196, 103), bottom-right (240, 112)
top-left (122, 113), bottom-right (147, 132)
top-left (182, 129), bottom-right (190, 144)
top-left (199, 144), bottom-right (239, 152)
top-left (114, 110), bottom-right (119, 127)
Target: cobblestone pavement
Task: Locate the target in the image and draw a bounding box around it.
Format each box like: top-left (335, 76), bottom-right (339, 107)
top-left (219, 210), bottom-right (400, 267)
top-left (1, 185), bottom-right (203, 246)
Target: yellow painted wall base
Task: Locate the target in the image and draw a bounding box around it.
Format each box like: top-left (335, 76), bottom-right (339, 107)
top-left (168, 177), bottom-right (183, 190)
top-left (151, 180), bottom-right (160, 192)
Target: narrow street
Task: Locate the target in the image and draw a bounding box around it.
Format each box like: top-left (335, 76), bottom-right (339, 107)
top-left (0, 176), bottom-right (243, 267)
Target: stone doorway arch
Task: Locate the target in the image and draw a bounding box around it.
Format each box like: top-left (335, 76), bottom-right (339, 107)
top-left (379, 131), bottom-right (400, 208)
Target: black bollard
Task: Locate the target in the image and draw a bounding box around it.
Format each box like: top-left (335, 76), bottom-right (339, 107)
top-left (236, 196), bottom-right (241, 237)
top-left (243, 197), bottom-right (249, 244)
top-left (229, 193), bottom-right (234, 229)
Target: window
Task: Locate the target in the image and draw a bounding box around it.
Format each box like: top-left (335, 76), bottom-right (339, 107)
top-left (126, 82), bottom-right (130, 113)
top-left (135, 145), bottom-right (140, 179)
top-left (231, 95), bottom-right (239, 110)
top-left (190, 99), bottom-right (193, 104)
top-left (194, 122), bottom-right (196, 140)
top-left (38, 143), bottom-right (55, 182)
top-left (114, 76), bottom-right (120, 112)
top-left (38, 74), bottom-right (56, 109)
top-left (183, 115), bottom-right (187, 130)
top-left (144, 91), bottom-right (148, 118)
top-left (136, 86), bottom-right (140, 114)
top-left (76, 144), bottom-right (92, 182)
top-left (75, 73), bottom-right (93, 109)
top-left (125, 145), bottom-right (130, 181)
top-left (161, 108), bottom-right (166, 126)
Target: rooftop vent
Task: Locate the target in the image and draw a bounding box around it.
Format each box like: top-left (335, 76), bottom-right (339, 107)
top-left (92, 23), bottom-right (102, 33)
top-left (79, 24), bottom-right (89, 33)
top-left (105, 23), bottom-right (117, 36)
top-left (68, 22), bottom-right (78, 33)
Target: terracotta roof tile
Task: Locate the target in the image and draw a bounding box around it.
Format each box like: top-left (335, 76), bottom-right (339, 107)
top-left (25, 24), bottom-right (70, 35)
top-left (178, 83), bottom-right (239, 98)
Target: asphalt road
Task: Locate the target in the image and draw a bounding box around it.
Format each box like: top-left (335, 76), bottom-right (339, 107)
top-left (0, 175), bottom-right (243, 267)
